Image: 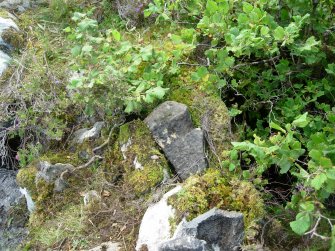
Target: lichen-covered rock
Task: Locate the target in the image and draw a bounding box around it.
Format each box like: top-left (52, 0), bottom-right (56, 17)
top-left (36, 161), bottom-right (74, 184)
top-left (145, 101), bottom-right (207, 180)
top-left (136, 186), bottom-right (182, 251)
top-left (110, 119), bottom-right (170, 195)
top-left (0, 0), bottom-right (31, 12)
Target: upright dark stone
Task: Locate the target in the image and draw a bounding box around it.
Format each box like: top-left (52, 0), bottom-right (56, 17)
top-left (145, 101), bottom-right (208, 180)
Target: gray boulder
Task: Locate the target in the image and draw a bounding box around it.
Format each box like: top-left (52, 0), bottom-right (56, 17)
top-left (159, 237), bottom-right (209, 251)
top-left (145, 101), bottom-right (207, 180)
top-left (161, 208), bottom-right (244, 251)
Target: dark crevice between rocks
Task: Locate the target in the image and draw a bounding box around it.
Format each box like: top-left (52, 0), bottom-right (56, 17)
top-left (1, 135), bottom-right (21, 170)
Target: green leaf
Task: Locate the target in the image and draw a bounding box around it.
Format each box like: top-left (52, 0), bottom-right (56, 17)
top-left (71, 45), bottom-right (81, 56)
top-left (111, 29), bottom-right (121, 41)
top-left (242, 2), bottom-right (253, 13)
top-left (309, 149), bottom-right (322, 161)
top-left (229, 163), bottom-right (236, 171)
top-left (273, 26), bottom-right (285, 41)
top-left (270, 122), bottom-right (286, 133)
top-left (63, 26), bottom-right (71, 33)
top-left (228, 107), bottom-right (242, 117)
top-left (145, 86), bottom-right (169, 100)
top-left (292, 112), bottom-right (309, 128)
top-left (311, 173), bottom-right (327, 190)
top-left (261, 26), bottom-right (270, 36)
top-left (290, 212), bottom-right (311, 235)
top-left (327, 169), bottom-right (335, 180)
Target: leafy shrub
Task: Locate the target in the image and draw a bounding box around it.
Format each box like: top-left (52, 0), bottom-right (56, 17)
top-left (144, 0), bottom-right (335, 247)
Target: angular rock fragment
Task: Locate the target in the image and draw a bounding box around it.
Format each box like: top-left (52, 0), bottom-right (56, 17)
top-left (136, 186), bottom-right (182, 251)
top-left (171, 208), bottom-right (244, 251)
top-left (145, 101), bottom-right (208, 180)
top-left (165, 128), bottom-right (207, 180)
top-left (72, 121), bottom-right (104, 145)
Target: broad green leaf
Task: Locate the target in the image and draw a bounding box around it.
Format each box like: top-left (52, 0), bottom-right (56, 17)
top-left (292, 112), bottom-right (309, 128)
top-left (273, 26), bottom-right (285, 41)
top-left (261, 26), bottom-right (270, 36)
top-left (242, 2), bottom-right (253, 13)
top-left (290, 212), bottom-right (310, 235)
top-left (309, 149), bottom-right (322, 161)
top-left (311, 173), bottom-right (327, 190)
top-left (111, 29), bottom-right (121, 41)
top-left (327, 169), bottom-right (335, 180)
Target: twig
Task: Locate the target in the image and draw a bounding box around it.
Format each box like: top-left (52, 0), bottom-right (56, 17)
top-left (93, 119), bottom-right (124, 154)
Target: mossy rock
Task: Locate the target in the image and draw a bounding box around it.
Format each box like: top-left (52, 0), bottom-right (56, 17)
top-left (169, 168), bottom-right (265, 239)
top-left (111, 119), bottom-right (169, 195)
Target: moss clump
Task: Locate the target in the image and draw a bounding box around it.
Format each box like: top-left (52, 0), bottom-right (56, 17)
top-left (169, 168), bottom-right (264, 237)
top-left (16, 166), bottom-right (38, 196)
top-left (108, 119), bottom-right (169, 195)
top-left (127, 166), bottom-right (164, 195)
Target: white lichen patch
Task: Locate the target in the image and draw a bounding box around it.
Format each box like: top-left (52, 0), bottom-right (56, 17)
top-left (121, 138), bottom-right (132, 160)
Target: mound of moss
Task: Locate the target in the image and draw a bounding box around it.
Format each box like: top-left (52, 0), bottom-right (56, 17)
top-left (107, 119), bottom-right (170, 195)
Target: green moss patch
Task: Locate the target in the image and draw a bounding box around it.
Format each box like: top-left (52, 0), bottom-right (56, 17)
top-left (109, 119), bottom-right (169, 195)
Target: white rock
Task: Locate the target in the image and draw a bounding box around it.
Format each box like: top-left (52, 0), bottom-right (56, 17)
top-left (136, 185), bottom-right (182, 251)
